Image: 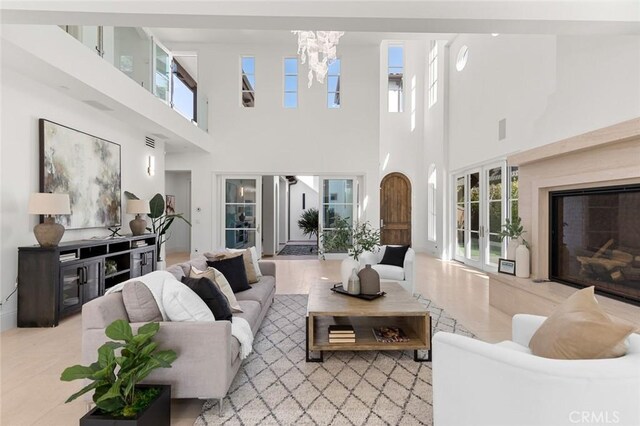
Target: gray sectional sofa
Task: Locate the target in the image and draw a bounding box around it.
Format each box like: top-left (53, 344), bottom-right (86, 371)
top-left (82, 255), bottom-right (276, 407)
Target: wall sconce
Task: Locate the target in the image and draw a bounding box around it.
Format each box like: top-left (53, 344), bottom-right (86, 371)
top-left (147, 155), bottom-right (155, 176)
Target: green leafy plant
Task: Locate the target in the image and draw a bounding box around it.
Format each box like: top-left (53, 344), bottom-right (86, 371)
top-left (498, 216), bottom-right (525, 242)
top-left (298, 208), bottom-right (319, 241)
top-left (125, 191), bottom-right (191, 262)
top-left (320, 217), bottom-right (381, 261)
top-left (60, 320), bottom-right (177, 418)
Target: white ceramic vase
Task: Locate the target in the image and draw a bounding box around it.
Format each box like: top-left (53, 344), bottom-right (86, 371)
top-left (156, 260), bottom-right (166, 271)
top-left (340, 257), bottom-right (359, 287)
top-left (507, 238), bottom-right (520, 260)
top-left (515, 244), bottom-right (530, 278)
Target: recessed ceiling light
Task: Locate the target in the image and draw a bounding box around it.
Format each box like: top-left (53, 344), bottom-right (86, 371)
top-left (491, 33), bottom-right (500, 37)
top-left (456, 45), bottom-right (469, 71)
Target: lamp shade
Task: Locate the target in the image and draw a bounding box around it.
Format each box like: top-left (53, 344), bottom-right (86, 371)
top-left (126, 199), bottom-right (150, 215)
top-left (28, 193), bottom-right (71, 215)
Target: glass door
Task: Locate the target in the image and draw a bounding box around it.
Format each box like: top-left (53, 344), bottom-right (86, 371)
top-left (453, 163), bottom-right (506, 270)
top-left (152, 38), bottom-right (172, 104)
top-left (60, 264), bottom-right (83, 313)
top-left (82, 260), bottom-right (103, 304)
top-left (319, 178), bottom-right (357, 254)
top-left (223, 177), bottom-right (262, 253)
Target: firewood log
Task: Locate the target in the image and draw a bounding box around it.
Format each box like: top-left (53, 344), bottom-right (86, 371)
top-left (611, 250), bottom-right (633, 264)
top-left (576, 256), bottom-right (627, 271)
top-left (592, 239), bottom-right (614, 258)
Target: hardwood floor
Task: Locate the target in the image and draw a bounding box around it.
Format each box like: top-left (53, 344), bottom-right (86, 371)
top-left (1, 253), bottom-right (510, 425)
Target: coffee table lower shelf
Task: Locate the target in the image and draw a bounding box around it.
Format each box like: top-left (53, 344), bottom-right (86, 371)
top-left (305, 314), bottom-right (432, 363)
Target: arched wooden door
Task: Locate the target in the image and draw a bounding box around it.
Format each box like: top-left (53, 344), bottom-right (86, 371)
top-left (380, 172), bottom-right (411, 245)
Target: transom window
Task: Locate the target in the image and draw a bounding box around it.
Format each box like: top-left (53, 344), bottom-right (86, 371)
top-left (241, 56), bottom-right (255, 107)
top-left (327, 59), bottom-right (341, 108)
top-left (284, 57), bottom-right (298, 108)
top-left (388, 45), bottom-right (404, 112)
top-left (428, 41), bottom-right (438, 109)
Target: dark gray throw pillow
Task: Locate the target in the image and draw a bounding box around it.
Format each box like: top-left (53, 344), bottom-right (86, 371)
top-left (206, 255), bottom-right (251, 293)
top-left (379, 245), bottom-right (410, 268)
top-left (180, 276), bottom-right (233, 321)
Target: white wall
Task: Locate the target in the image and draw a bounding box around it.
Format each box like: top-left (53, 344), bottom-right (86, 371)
top-left (0, 68), bottom-right (164, 330)
top-left (288, 178), bottom-right (319, 241)
top-left (447, 34), bottom-right (640, 172)
top-left (164, 171), bottom-right (191, 254)
top-left (379, 40), bottom-right (429, 251)
top-left (165, 42), bottom-right (380, 255)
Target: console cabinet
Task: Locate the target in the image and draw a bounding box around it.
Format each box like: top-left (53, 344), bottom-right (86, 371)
top-left (18, 235), bottom-right (156, 327)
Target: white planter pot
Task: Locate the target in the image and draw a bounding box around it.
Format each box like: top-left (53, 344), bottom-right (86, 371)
top-left (340, 257), bottom-right (359, 287)
top-left (515, 244), bottom-right (530, 278)
top-left (156, 260), bottom-right (166, 271)
top-left (507, 238), bottom-right (520, 260)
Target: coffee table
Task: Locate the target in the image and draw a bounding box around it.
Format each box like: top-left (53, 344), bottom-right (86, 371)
top-left (306, 281), bottom-right (432, 362)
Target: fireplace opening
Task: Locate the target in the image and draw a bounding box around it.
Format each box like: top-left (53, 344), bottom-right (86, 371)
top-left (550, 184), bottom-right (640, 305)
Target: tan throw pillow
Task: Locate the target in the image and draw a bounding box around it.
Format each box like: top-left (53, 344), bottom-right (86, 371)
top-left (189, 266), bottom-right (243, 313)
top-left (529, 286), bottom-right (635, 359)
top-left (205, 250), bottom-right (258, 284)
top-left (122, 281), bottom-right (163, 323)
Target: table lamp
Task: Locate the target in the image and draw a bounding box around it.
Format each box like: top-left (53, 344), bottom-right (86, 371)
top-left (127, 199), bottom-right (150, 236)
top-left (28, 193), bottom-right (71, 247)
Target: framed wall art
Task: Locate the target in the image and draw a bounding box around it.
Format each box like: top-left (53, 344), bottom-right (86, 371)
top-left (40, 119), bottom-right (122, 229)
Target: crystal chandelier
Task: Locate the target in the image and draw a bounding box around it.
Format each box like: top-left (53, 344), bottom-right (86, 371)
top-left (292, 31), bottom-right (345, 87)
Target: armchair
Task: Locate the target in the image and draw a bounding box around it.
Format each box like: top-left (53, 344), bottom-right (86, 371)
top-left (359, 245), bottom-right (415, 295)
top-left (433, 314), bottom-right (640, 426)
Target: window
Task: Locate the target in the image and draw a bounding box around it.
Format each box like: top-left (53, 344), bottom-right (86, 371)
top-left (284, 57), bottom-right (298, 108)
top-left (321, 179), bottom-right (354, 252)
top-left (456, 45), bottom-right (469, 71)
top-left (510, 166), bottom-right (519, 219)
top-left (428, 41), bottom-right (438, 108)
top-left (171, 59), bottom-right (197, 122)
top-left (428, 165), bottom-right (437, 242)
top-left (241, 56), bottom-right (255, 107)
top-left (388, 45), bottom-right (404, 112)
top-left (327, 59), bottom-right (341, 108)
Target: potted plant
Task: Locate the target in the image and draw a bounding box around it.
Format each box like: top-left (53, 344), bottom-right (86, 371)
top-left (61, 320), bottom-right (177, 426)
top-left (297, 208), bottom-right (319, 253)
top-left (498, 216), bottom-right (525, 260)
top-left (125, 192), bottom-right (191, 268)
top-left (320, 216), bottom-right (381, 288)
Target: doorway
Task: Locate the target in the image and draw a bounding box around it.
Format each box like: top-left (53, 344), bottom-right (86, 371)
top-left (380, 172), bottom-right (412, 246)
top-left (453, 162), bottom-right (506, 270)
top-left (164, 171), bottom-right (192, 262)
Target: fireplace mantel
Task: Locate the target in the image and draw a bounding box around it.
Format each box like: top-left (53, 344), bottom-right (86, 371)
top-left (507, 117), bottom-right (640, 280)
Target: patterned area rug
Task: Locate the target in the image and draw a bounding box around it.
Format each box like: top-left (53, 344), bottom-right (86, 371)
top-left (196, 294), bottom-right (474, 425)
top-left (277, 244), bottom-right (318, 256)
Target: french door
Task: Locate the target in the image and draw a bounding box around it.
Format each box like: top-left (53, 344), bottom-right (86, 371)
top-left (319, 177), bottom-right (358, 255)
top-left (222, 176), bottom-right (262, 253)
top-left (453, 162), bottom-right (506, 270)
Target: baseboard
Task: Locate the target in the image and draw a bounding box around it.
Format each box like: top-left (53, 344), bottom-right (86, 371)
top-left (0, 309), bottom-right (17, 331)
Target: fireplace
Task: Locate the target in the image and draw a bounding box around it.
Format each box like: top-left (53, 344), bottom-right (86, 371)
top-left (550, 184), bottom-right (640, 304)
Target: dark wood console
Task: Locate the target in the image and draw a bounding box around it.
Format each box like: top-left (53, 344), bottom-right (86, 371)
top-left (18, 234), bottom-right (156, 327)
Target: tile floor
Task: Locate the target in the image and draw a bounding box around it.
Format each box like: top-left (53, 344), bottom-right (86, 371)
top-left (1, 253), bottom-right (511, 425)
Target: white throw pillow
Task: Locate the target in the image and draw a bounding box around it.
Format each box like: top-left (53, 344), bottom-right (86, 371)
top-left (228, 246), bottom-right (262, 278)
top-left (161, 277), bottom-right (215, 322)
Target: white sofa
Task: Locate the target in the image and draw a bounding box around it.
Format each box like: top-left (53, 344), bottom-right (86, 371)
top-left (433, 314), bottom-right (640, 426)
top-left (359, 245), bottom-right (415, 295)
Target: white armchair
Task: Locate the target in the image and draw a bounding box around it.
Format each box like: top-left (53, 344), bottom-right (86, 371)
top-left (433, 314), bottom-right (640, 426)
top-left (359, 245), bottom-right (415, 295)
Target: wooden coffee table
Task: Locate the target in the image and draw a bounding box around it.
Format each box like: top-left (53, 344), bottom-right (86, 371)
top-left (306, 281), bottom-right (432, 362)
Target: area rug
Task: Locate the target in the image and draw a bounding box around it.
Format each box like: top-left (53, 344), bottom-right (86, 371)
top-left (196, 294), bottom-right (474, 425)
top-left (277, 244), bottom-right (318, 256)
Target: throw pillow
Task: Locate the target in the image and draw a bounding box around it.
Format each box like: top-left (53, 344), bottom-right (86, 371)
top-left (529, 286), bottom-right (635, 359)
top-left (160, 277), bottom-right (215, 322)
top-left (379, 245), bottom-right (410, 268)
top-left (189, 266), bottom-right (243, 313)
top-left (215, 250), bottom-right (259, 284)
top-left (181, 276), bottom-right (233, 321)
top-left (122, 281), bottom-right (163, 323)
top-left (228, 246), bottom-right (262, 278)
top-left (206, 254), bottom-right (252, 293)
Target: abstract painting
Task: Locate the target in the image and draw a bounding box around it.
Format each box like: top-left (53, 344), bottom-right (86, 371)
top-left (166, 195), bottom-right (176, 215)
top-left (40, 119), bottom-right (121, 229)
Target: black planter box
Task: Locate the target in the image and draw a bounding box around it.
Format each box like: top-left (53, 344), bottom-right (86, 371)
top-left (79, 385), bottom-right (171, 426)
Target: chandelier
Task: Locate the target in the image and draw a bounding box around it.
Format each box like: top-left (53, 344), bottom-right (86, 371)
top-left (292, 31), bottom-right (345, 87)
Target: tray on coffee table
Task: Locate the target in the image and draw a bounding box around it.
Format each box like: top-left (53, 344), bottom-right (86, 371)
top-left (330, 284), bottom-right (386, 300)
